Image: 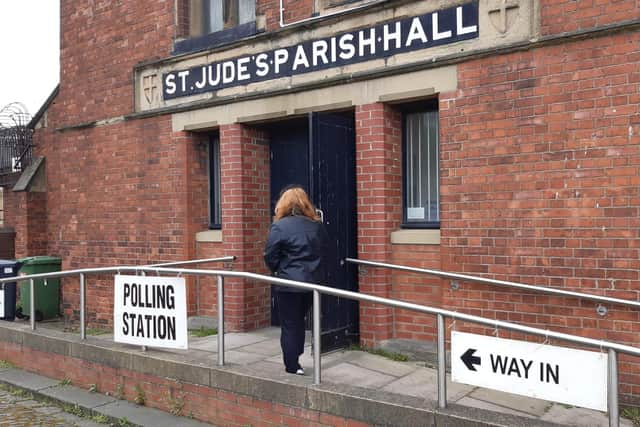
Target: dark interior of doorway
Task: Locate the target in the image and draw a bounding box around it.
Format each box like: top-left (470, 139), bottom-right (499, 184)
top-left (263, 111), bottom-right (359, 352)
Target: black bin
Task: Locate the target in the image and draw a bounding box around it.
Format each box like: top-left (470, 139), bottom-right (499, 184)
top-left (0, 260), bottom-right (22, 321)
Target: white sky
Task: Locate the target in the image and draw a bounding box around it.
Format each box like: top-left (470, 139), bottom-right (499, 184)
top-left (0, 1), bottom-right (60, 118)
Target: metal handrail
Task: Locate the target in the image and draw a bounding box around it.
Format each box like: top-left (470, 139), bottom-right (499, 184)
top-left (143, 256), bottom-right (235, 268)
top-left (1, 265), bottom-right (628, 426)
top-left (346, 257), bottom-right (640, 310)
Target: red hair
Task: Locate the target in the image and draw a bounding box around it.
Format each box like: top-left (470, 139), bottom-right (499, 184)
top-left (274, 187), bottom-right (320, 221)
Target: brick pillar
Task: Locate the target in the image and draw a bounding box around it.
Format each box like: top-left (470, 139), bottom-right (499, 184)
top-left (355, 103), bottom-right (402, 347)
top-left (219, 124), bottom-right (271, 331)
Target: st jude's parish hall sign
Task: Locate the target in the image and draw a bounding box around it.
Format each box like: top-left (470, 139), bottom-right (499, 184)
top-left (163, 1), bottom-right (479, 100)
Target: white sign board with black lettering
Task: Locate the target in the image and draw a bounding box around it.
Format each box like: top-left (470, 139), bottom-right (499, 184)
top-left (451, 331), bottom-right (608, 411)
top-left (114, 275), bottom-right (188, 349)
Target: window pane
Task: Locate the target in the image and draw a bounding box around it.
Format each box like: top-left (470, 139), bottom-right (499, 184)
top-left (404, 109), bottom-right (439, 226)
top-left (203, 0), bottom-right (224, 33)
top-left (201, 0), bottom-right (254, 34)
top-left (238, 0), bottom-right (255, 24)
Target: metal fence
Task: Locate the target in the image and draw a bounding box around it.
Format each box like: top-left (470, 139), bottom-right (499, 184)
top-left (0, 102), bottom-right (33, 183)
top-left (1, 261), bottom-right (636, 427)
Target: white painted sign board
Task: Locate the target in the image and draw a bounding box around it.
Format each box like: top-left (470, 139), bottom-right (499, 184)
top-left (114, 275), bottom-right (188, 349)
top-left (0, 288), bottom-right (4, 317)
top-left (451, 331), bottom-right (608, 411)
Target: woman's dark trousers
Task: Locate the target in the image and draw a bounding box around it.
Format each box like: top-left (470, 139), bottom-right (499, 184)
top-left (277, 291), bottom-right (312, 373)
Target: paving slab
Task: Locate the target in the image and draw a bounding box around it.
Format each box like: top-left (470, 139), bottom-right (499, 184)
top-left (98, 400), bottom-right (212, 427)
top-left (0, 368), bottom-right (59, 390)
top-left (223, 349), bottom-right (272, 364)
top-left (39, 384), bottom-right (116, 408)
top-left (343, 351), bottom-right (417, 377)
top-left (234, 338), bottom-right (283, 356)
top-left (467, 386), bottom-right (552, 416)
top-left (382, 368), bottom-right (474, 401)
top-left (323, 362), bottom-right (397, 388)
top-left (540, 404), bottom-right (633, 427)
top-left (456, 395), bottom-right (536, 418)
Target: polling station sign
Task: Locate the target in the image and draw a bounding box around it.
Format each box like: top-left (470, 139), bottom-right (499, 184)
top-left (114, 275), bottom-right (188, 349)
top-left (451, 331), bottom-right (608, 411)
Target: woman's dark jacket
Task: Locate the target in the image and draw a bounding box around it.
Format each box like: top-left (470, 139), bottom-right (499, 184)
top-left (264, 215), bottom-right (329, 293)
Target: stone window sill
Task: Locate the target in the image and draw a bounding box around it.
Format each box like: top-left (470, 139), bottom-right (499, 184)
top-left (390, 229), bottom-right (440, 245)
top-left (196, 230), bottom-right (223, 243)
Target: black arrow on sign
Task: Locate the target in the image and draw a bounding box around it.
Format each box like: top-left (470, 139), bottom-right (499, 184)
top-left (461, 348), bottom-right (481, 371)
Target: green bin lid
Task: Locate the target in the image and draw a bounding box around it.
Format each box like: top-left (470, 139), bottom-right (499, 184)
top-left (18, 255), bottom-right (62, 265)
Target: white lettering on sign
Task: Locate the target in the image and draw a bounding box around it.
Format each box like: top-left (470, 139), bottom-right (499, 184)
top-left (114, 275), bottom-right (188, 349)
top-left (451, 331), bottom-right (608, 411)
top-left (163, 2), bottom-right (480, 100)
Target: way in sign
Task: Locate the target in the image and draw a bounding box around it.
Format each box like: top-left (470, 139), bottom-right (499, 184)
top-left (461, 348), bottom-right (559, 384)
top-left (491, 354), bottom-right (559, 384)
top-left (451, 331), bottom-right (608, 411)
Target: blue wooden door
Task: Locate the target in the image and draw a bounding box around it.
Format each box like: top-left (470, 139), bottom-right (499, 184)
top-left (269, 113), bottom-right (358, 350)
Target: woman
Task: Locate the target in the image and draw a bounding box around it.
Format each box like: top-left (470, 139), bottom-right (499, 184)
top-left (264, 186), bottom-right (329, 375)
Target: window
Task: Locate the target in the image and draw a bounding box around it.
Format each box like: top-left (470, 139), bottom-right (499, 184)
top-left (176, 0), bottom-right (257, 54)
top-left (209, 136), bottom-right (221, 229)
top-left (402, 102), bottom-right (439, 228)
top-left (190, 0), bottom-right (255, 37)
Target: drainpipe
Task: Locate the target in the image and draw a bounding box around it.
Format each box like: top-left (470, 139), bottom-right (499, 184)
top-left (279, 0), bottom-right (387, 28)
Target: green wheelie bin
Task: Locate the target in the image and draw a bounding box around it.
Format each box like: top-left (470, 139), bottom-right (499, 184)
top-left (18, 256), bottom-right (62, 321)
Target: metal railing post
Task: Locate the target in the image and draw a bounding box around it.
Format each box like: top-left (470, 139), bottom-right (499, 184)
top-left (29, 278), bottom-right (35, 331)
top-left (80, 273), bottom-right (86, 340)
top-left (217, 275), bottom-right (225, 366)
top-left (609, 348), bottom-right (619, 427)
top-left (437, 314), bottom-right (447, 408)
top-left (313, 290), bottom-right (321, 385)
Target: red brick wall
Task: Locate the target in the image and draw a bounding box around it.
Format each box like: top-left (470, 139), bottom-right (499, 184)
top-left (0, 341), bottom-right (370, 426)
top-left (4, 191), bottom-right (25, 258)
top-left (219, 124), bottom-right (271, 331)
top-left (391, 246), bottom-right (441, 342)
top-left (540, 0), bottom-right (640, 36)
top-left (58, 0), bottom-right (174, 127)
top-left (439, 31), bottom-right (640, 401)
top-left (39, 117), bottom-right (202, 326)
top-left (3, 188), bottom-right (47, 259)
top-left (259, 0), bottom-right (314, 30)
top-left (355, 104), bottom-right (402, 346)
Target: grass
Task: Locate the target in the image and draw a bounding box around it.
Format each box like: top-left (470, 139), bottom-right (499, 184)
top-left (0, 360), bottom-right (14, 369)
top-left (190, 326), bottom-right (217, 337)
top-left (134, 384), bottom-right (146, 406)
top-left (62, 403), bottom-right (84, 417)
top-left (622, 406), bottom-right (640, 426)
top-left (86, 328), bottom-right (111, 336)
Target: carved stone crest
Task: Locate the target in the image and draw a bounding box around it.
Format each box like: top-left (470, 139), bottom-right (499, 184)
top-left (142, 74), bottom-right (159, 106)
top-left (488, 0), bottom-right (520, 34)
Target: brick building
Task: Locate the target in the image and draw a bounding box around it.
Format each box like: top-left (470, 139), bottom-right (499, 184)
top-left (4, 0), bottom-right (640, 404)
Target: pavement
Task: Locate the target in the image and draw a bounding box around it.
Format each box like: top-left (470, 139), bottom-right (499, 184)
top-left (0, 319), bottom-right (634, 427)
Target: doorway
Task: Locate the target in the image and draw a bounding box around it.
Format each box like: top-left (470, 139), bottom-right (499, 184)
top-left (268, 111), bottom-right (359, 351)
